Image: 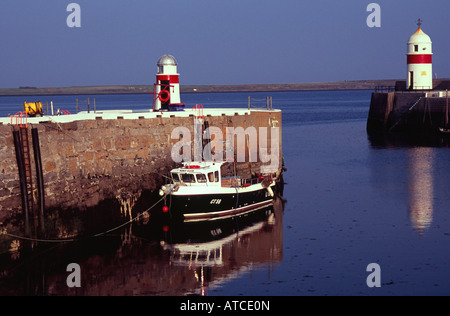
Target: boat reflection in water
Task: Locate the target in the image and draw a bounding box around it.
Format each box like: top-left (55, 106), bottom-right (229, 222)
top-left (0, 196), bottom-right (284, 296)
top-left (136, 196), bottom-right (284, 296)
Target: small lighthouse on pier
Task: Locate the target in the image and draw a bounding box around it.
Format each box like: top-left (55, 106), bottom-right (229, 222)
top-left (406, 19), bottom-right (433, 90)
top-left (154, 54), bottom-right (184, 111)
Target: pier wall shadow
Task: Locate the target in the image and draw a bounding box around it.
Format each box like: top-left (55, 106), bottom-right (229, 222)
top-left (0, 110), bottom-right (282, 237)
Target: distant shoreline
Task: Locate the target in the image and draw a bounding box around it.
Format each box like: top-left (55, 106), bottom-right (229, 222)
top-left (0, 79), bottom-right (404, 97)
top-left (2, 79), bottom-right (449, 96)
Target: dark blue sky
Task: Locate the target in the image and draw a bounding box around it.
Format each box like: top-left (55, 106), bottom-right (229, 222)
top-left (1, 0), bottom-right (449, 88)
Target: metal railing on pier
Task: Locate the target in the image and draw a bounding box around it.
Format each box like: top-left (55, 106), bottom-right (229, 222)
top-left (248, 96), bottom-right (273, 110)
top-left (375, 86), bottom-right (433, 93)
top-left (76, 98), bottom-right (96, 114)
top-left (374, 86), bottom-right (396, 92)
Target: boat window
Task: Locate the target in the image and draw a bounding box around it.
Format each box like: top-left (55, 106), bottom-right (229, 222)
top-left (214, 171), bottom-right (219, 182)
top-left (196, 174), bottom-right (207, 183)
top-left (208, 172), bottom-right (214, 182)
top-left (180, 173), bottom-right (196, 183)
top-left (171, 173), bottom-right (180, 183)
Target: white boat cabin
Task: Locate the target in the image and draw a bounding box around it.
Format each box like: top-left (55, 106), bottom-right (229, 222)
top-left (170, 161), bottom-right (243, 188)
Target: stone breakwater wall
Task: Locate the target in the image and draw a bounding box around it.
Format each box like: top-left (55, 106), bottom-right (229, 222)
top-left (367, 91), bottom-right (450, 133)
top-left (0, 109), bottom-right (282, 231)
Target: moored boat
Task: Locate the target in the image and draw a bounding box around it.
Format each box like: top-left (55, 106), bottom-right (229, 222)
top-left (159, 161), bottom-right (283, 222)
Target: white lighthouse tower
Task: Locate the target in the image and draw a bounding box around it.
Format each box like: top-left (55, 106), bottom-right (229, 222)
top-left (154, 54), bottom-right (183, 111)
top-left (406, 19), bottom-right (433, 90)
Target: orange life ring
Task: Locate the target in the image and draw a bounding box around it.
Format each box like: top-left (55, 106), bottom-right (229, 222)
top-left (159, 90), bottom-right (170, 102)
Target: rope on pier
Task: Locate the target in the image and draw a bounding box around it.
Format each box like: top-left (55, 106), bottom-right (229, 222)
top-left (0, 196), bottom-right (165, 244)
top-left (388, 96), bottom-right (424, 132)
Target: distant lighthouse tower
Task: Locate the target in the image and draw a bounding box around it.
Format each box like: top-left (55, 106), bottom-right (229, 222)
top-left (154, 54), bottom-right (183, 111)
top-left (407, 19), bottom-right (433, 90)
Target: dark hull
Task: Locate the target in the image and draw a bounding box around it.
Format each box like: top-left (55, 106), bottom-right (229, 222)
top-left (167, 186), bottom-right (276, 222)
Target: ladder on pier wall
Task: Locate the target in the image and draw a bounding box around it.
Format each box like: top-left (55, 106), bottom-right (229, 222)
top-left (19, 127), bottom-right (34, 216)
top-left (12, 125), bottom-right (36, 236)
top-left (12, 124), bottom-right (46, 237)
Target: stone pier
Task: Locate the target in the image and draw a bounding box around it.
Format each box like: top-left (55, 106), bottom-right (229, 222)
top-left (0, 108), bottom-right (282, 236)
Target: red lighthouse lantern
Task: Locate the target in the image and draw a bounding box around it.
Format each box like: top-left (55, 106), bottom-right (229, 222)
top-left (153, 54), bottom-right (184, 111)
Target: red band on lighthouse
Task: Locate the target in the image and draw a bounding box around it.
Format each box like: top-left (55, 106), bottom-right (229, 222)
top-left (156, 75), bottom-right (180, 83)
top-left (407, 54), bottom-right (432, 64)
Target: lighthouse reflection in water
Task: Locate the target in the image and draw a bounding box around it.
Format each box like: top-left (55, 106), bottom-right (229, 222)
top-left (408, 147), bottom-right (434, 234)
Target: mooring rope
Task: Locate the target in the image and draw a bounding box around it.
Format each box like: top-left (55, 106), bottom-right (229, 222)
top-left (1, 196), bottom-right (165, 244)
top-left (2, 122), bottom-right (174, 245)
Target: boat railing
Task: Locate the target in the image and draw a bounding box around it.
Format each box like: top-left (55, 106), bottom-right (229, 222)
top-left (221, 176), bottom-right (261, 188)
top-left (241, 177), bottom-right (261, 186)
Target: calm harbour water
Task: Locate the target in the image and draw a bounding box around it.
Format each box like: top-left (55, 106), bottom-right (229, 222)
top-left (1, 90), bottom-right (450, 296)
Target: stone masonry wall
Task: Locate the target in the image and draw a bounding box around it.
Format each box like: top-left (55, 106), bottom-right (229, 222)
top-left (0, 110), bottom-right (282, 231)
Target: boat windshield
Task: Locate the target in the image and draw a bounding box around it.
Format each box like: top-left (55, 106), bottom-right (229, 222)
top-left (196, 173), bottom-right (207, 183)
top-left (180, 173), bottom-right (196, 183)
top-left (171, 173), bottom-right (180, 183)
top-left (208, 171), bottom-right (220, 182)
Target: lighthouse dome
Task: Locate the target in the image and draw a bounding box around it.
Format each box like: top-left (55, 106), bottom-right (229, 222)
top-left (408, 28), bottom-right (432, 44)
top-left (157, 54), bottom-right (178, 66)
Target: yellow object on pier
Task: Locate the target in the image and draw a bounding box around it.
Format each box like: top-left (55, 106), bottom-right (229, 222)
top-left (24, 101), bottom-right (43, 117)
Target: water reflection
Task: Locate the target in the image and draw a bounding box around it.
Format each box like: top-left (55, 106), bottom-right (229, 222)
top-left (368, 132), bottom-right (437, 234)
top-left (407, 147), bottom-right (435, 234)
top-left (368, 130), bottom-right (450, 149)
top-left (0, 197), bottom-right (284, 296)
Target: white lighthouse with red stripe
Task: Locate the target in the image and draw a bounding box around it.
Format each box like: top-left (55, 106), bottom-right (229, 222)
top-left (407, 20), bottom-right (433, 90)
top-left (154, 54), bottom-right (183, 111)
